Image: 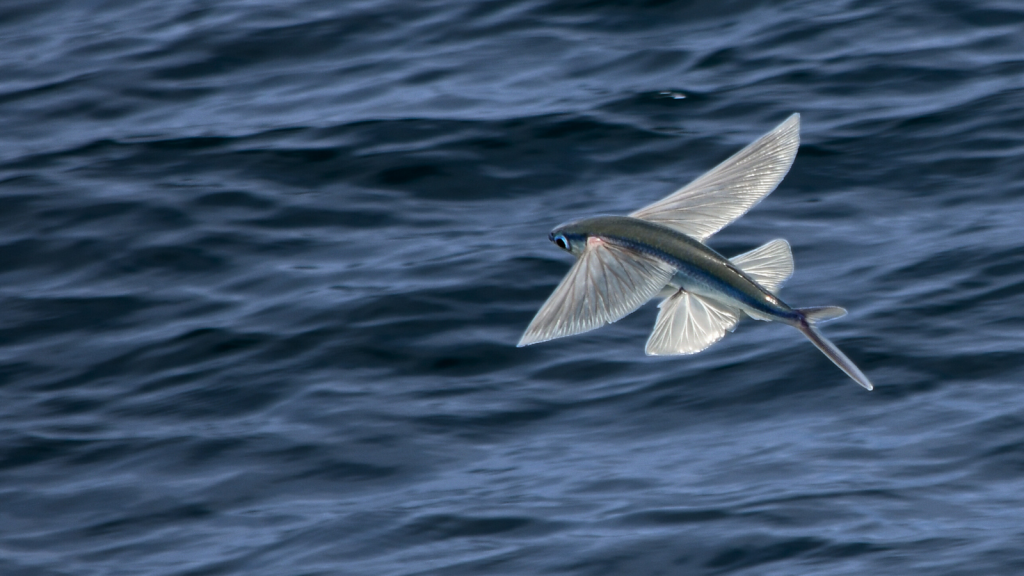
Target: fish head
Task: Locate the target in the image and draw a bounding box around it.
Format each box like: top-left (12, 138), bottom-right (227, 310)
top-left (548, 219), bottom-right (591, 257)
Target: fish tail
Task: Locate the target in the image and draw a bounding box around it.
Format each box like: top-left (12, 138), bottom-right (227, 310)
top-left (794, 308), bottom-right (873, 391)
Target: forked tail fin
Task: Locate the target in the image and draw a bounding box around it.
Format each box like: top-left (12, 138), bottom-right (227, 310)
top-left (794, 308), bottom-right (873, 390)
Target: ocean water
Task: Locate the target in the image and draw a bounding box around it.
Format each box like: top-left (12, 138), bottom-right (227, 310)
top-left (2, 0), bottom-right (1024, 574)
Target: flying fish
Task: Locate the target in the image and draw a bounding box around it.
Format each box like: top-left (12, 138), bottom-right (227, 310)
top-left (518, 114), bottom-right (873, 390)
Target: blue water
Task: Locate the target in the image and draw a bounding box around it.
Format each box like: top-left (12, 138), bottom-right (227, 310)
top-left (2, 1), bottom-right (1024, 574)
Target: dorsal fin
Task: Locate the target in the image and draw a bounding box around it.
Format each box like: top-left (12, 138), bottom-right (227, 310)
top-left (730, 239), bottom-right (794, 294)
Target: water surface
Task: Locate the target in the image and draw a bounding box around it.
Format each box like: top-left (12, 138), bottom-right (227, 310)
top-left (2, 1), bottom-right (1024, 574)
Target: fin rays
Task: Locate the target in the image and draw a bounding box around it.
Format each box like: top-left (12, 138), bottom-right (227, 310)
top-left (645, 290), bottom-right (741, 355)
top-left (730, 239), bottom-right (794, 294)
top-left (518, 239), bottom-right (674, 347)
top-left (630, 113), bottom-right (800, 241)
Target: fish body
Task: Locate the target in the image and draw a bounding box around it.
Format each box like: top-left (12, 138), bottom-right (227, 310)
top-left (550, 215), bottom-right (800, 325)
top-left (519, 114), bottom-right (874, 390)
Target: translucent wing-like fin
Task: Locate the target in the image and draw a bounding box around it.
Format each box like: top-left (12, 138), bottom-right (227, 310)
top-left (730, 238), bottom-right (794, 294)
top-left (645, 289), bottom-right (741, 356)
top-left (518, 238), bottom-right (675, 347)
top-left (630, 113), bottom-right (800, 242)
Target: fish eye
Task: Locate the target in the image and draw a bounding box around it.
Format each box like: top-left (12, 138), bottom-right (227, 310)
top-left (553, 234), bottom-right (570, 251)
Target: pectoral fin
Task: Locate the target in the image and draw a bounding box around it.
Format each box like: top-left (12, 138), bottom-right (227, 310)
top-left (519, 238), bottom-right (675, 347)
top-left (630, 114), bottom-right (800, 241)
top-left (645, 290), bottom-right (741, 355)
